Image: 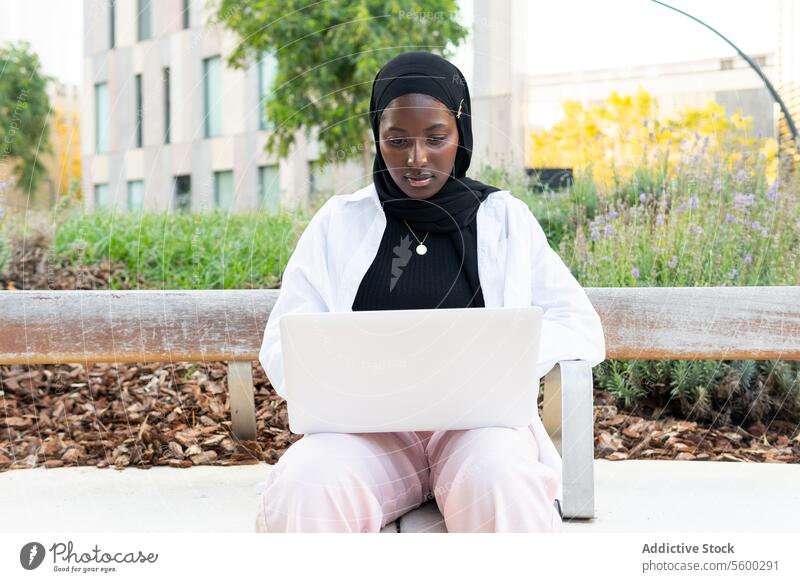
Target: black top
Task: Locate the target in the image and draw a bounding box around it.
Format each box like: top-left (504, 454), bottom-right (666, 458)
top-left (352, 212), bottom-right (485, 311)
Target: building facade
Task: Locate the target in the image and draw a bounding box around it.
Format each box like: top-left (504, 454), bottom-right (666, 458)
top-left (83, 1), bottom-right (787, 213)
top-left (470, 0), bottom-right (529, 172)
top-left (81, 0), bottom-right (364, 214)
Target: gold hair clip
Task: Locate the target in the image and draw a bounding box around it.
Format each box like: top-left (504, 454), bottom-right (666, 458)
top-left (456, 98), bottom-right (464, 119)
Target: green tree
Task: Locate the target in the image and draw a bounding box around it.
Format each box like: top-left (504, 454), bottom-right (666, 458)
top-left (0, 41), bottom-right (51, 193)
top-left (215, 0), bottom-right (468, 173)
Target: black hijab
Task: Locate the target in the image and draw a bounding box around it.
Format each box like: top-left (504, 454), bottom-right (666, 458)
top-left (369, 51), bottom-right (500, 299)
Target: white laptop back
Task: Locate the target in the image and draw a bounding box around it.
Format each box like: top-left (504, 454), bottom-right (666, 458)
top-left (279, 306), bottom-right (543, 434)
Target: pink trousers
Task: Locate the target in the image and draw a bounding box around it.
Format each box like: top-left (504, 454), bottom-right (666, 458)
top-left (254, 426), bottom-right (563, 533)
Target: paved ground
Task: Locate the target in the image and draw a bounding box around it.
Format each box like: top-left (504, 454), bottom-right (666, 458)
top-left (2, 460), bottom-right (798, 533)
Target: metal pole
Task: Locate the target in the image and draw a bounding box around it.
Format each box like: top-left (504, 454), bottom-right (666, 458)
top-left (650, 0), bottom-right (799, 147)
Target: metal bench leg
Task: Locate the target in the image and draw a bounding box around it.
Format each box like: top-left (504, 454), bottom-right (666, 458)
top-left (227, 361), bottom-right (257, 441)
top-left (542, 360), bottom-right (595, 519)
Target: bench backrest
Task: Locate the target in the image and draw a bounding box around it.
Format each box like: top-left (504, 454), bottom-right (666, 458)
top-left (0, 290), bottom-right (275, 365)
top-left (590, 286), bottom-right (800, 360)
top-left (2, 287), bottom-right (799, 365)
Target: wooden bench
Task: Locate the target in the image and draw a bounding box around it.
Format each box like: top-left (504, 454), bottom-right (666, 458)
top-left (2, 287), bottom-right (798, 528)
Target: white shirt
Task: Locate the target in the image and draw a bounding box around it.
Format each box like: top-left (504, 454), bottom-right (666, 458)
top-left (259, 182), bottom-right (606, 504)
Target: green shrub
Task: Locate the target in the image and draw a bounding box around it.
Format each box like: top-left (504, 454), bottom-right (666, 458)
top-left (0, 227), bottom-right (8, 276)
top-left (474, 163), bottom-right (599, 249)
top-left (569, 147), bottom-right (800, 425)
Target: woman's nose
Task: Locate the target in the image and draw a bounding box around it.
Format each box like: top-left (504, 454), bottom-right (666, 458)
top-left (407, 139), bottom-right (427, 166)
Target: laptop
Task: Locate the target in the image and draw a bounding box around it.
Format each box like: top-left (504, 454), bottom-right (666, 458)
top-left (279, 306), bottom-right (544, 434)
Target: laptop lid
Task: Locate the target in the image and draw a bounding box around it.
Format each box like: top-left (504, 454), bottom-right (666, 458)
top-left (280, 306), bottom-right (543, 434)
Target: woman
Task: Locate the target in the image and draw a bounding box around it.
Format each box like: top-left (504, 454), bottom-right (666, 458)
top-left (255, 51), bottom-right (606, 533)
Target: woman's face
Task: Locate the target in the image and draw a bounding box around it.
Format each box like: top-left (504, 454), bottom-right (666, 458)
top-left (378, 93), bottom-right (460, 200)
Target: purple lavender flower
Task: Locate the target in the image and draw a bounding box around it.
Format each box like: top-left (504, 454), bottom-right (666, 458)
top-left (689, 195), bottom-right (699, 209)
top-left (668, 255), bottom-right (678, 269)
top-left (655, 214), bottom-right (665, 226)
top-left (725, 214), bottom-right (736, 223)
top-left (733, 193), bottom-right (756, 211)
top-left (751, 220), bottom-right (761, 230)
top-left (631, 267), bottom-right (640, 279)
top-left (728, 268), bottom-right (737, 280)
top-left (744, 254), bottom-right (752, 264)
top-left (639, 193), bottom-right (647, 202)
top-left (766, 179), bottom-right (780, 201)
top-left (736, 169), bottom-right (748, 182)
top-left (604, 224), bottom-right (614, 237)
top-left (713, 177), bottom-right (722, 192)
top-left (609, 210), bottom-right (619, 219)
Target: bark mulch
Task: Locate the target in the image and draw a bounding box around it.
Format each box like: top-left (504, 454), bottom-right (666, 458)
top-left (2, 362), bottom-right (799, 472)
top-left (1, 361), bottom-right (300, 471)
top-left (591, 388), bottom-right (800, 463)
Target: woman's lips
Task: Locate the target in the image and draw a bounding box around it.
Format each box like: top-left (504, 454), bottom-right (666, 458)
top-left (405, 175), bottom-right (434, 187)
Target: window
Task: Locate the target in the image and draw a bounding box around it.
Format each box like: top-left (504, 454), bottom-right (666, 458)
top-left (258, 51), bottom-right (277, 130)
top-left (182, 0), bottom-right (190, 29)
top-left (135, 74), bottom-right (143, 147)
top-left (214, 170), bottom-right (234, 210)
top-left (127, 180), bottom-right (144, 212)
top-left (308, 160), bottom-right (317, 199)
top-left (94, 183), bottom-right (110, 210)
top-left (109, 0), bottom-right (116, 49)
top-left (203, 56), bottom-right (222, 137)
top-left (174, 175), bottom-right (191, 213)
top-left (137, 0), bottom-right (151, 41)
top-left (163, 67), bottom-right (171, 144)
top-left (259, 165), bottom-right (280, 213)
top-left (720, 58), bottom-right (735, 71)
top-left (308, 159), bottom-right (333, 201)
top-left (95, 82), bottom-right (109, 153)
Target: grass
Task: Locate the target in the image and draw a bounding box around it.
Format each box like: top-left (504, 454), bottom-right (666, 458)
top-left (51, 208), bottom-right (312, 290)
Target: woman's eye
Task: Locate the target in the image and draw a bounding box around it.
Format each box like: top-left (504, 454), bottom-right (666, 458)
top-left (428, 136), bottom-right (446, 144)
top-left (388, 138), bottom-right (406, 146)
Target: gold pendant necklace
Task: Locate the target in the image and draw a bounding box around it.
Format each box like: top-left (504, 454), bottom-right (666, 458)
top-left (403, 220), bottom-right (429, 255)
